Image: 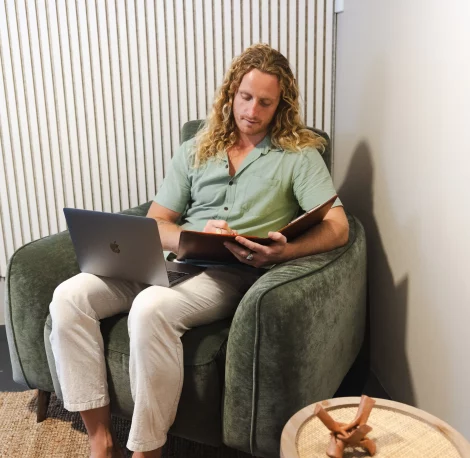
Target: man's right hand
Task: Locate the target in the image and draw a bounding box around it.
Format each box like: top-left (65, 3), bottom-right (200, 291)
top-left (203, 220), bottom-right (238, 235)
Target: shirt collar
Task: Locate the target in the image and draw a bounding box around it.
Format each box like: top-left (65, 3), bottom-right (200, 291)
top-left (259, 135), bottom-right (282, 155)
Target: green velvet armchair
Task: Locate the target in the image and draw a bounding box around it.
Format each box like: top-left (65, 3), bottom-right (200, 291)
top-left (5, 120), bottom-right (366, 457)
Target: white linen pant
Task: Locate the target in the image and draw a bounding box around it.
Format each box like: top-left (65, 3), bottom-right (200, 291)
top-left (49, 265), bottom-right (261, 452)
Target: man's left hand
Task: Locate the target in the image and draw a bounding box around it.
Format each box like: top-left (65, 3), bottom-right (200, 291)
top-left (224, 232), bottom-right (291, 267)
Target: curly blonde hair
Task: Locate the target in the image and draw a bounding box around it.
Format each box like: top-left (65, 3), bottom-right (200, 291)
top-left (193, 43), bottom-right (326, 166)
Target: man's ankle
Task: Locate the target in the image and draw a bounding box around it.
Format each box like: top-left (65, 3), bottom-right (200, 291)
top-left (89, 428), bottom-right (114, 457)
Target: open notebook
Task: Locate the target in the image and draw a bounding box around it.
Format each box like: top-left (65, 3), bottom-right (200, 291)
top-left (177, 194), bottom-right (337, 263)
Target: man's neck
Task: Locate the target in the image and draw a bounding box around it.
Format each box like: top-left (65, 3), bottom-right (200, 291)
top-left (235, 131), bottom-right (268, 150)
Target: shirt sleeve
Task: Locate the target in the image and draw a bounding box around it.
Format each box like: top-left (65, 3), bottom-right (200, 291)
top-left (292, 148), bottom-right (342, 211)
top-left (154, 140), bottom-right (192, 213)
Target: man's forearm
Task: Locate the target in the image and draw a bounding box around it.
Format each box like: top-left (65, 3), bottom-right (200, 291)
top-left (283, 216), bottom-right (349, 262)
top-left (151, 218), bottom-right (183, 254)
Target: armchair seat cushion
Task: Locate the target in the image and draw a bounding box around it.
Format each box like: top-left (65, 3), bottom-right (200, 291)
top-left (44, 313), bottom-right (231, 446)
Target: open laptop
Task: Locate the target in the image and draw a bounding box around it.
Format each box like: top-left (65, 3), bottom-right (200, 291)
top-left (63, 208), bottom-right (204, 286)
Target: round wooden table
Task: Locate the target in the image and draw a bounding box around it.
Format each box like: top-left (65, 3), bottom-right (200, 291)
top-left (281, 397), bottom-right (470, 458)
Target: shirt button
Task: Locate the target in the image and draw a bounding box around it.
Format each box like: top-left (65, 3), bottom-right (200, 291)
top-left (225, 164), bottom-right (228, 168)
top-left (224, 207), bottom-right (228, 211)
top-left (229, 181), bottom-right (233, 186)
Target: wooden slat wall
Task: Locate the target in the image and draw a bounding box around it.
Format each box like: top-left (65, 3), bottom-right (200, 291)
top-left (0, 0), bottom-right (334, 277)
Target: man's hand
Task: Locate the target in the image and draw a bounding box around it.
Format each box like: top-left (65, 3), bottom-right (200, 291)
top-left (203, 220), bottom-right (238, 235)
top-left (224, 231), bottom-right (290, 267)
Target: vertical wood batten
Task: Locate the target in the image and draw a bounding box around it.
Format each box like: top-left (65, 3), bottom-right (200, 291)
top-left (123, 0), bottom-right (140, 206)
top-left (140, 0), bottom-right (156, 201)
top-left (261, 0), bottom-right (269, 44)
top-left (270, 1), bottom-right (278, 51)
top-left (47, 0), bottom-right (76, 215)
top-left (242, 0), bottom-right (250, 51)
top-left (87, 0), bottom-right (112, 213)
top-left (68, 0), bottom-right (94, 210)
top-left (14, 0), bottom-right (40, 241)
top-left (279, 0), bottom-right (288, 57)
top-left (194, 0), bottom-right (206, 119)
top-left (75, 0), bottom-right (99, 211)
top-left (297, 0), bottom-right (306, 122)
top-left (44, 0), bottom-right (68, 226)
top-left (164, 0), bottom-right (180, 159)
top-left (204, 0), bottom-right (215, 114)
top-left (97, 0), bottom-right (120, 212)
top-left (3, 0), bottom-right (29, 248)
top-left (304, 0), bottom-right (309, 124)
top-left (109, 0), bottom-right (130, 210)
top-left (315, 0), bottom-right (324, 130)
top-left (25, 0), bottom-right (47, 235)
top-left (37, 0), bottom-right (64, 230)
top-left (232, 0), bottom-right (242, 57)
top-left (184, 0), bottom-right (197, 122)
top-left (7, 0), bottom-right (33, 245)
top-left (58, 0), bottom-right (85, 211)
top-left (175, 0), bottom-right (189, 141)
top-left (146, 0), bottom-right (164, 192)
top-left (311, 0), bottom-right (318, 126)
top-left (223, 0), bottom-right (232, 73)
top-left (288, 0), bottom-right (297, 75)
top-left (134, 0), bottom-right (155, 204)
top-left (156, 0), bottom-right (172, 175)
top-left (117, 0), bottom-right (137, 207)
top-left (323, 0), bottom-right (333, 135)
top-left (213, 0), bottom-right (224, 95)
top-left (0, 48), bottom-right (17, 269)
top-left (252, 0), bottom-right (260, 46)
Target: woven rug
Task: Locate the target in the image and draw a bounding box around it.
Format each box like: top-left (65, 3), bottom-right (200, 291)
top-left (0, 390), bottom-right (253, 458)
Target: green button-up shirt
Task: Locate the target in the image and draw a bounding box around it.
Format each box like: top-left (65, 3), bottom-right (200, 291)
top-left (155, 135), bottom-right (341, 238)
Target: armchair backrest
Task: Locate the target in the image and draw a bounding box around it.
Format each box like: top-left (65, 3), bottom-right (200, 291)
top-left (180, 120), bottom-right (332, 173)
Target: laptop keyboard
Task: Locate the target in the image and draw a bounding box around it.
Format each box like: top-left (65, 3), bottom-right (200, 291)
top-left (168, 270), bottom-right (190, 283)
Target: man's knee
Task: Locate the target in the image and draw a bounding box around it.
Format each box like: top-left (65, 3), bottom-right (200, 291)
top-left (128, 287), bottom-right (177, 340)
top-left (49, 274), bottom-right (98, 326)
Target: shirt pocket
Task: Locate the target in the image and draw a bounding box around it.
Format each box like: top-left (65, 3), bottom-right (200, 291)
top-left (240, 176), bottom-right (281, 216)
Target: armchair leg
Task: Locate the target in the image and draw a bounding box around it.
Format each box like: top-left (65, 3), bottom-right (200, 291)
top-left (37, 389), bottom-right (51, 423)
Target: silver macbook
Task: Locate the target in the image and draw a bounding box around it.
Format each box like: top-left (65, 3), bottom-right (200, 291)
top-left (63, 208), bottom-right (204, 286)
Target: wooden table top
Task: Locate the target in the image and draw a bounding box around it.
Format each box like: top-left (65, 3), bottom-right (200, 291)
top-left (281, 397), bottom-right (470, 458)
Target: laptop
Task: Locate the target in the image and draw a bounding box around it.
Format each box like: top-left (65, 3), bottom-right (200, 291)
top-left (63, 208), bottom-right (204, 286)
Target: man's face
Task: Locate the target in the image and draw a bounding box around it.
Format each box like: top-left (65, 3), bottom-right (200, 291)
top-left (232, 69), bottom-right (281, 138)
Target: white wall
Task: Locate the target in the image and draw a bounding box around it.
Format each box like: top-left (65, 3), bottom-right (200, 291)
top-left (333, 0), bottom-right (470, 439)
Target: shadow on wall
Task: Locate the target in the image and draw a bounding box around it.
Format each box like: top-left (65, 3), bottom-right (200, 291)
top-left (338, 141), bottom-right (416, 406)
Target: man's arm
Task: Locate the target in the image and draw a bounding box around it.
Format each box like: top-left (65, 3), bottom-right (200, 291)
top-left (224, 206), bottom-right (349, 267)
top-left (283, 206), bottom-right (349, 260)
top-left (146, 202), bottom-right (183, 254)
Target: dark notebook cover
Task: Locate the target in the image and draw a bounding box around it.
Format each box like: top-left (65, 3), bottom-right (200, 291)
top-left (177, 194), bottom-right (337, 263)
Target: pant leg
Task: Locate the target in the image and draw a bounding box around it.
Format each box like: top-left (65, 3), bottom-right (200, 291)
top-left (126, 265), bottom-right (261, 452)
top-left (49, 272), bottom-right (147, 411)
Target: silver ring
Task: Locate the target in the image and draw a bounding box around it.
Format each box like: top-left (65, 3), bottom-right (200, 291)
top-left (246, 252), bottom-right (254, 261)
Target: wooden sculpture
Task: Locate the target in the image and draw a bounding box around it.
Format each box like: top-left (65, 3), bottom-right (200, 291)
top-left (314, 395), bottom-right (377, 458)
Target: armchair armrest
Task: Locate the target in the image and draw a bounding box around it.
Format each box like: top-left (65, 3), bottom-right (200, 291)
top-left (223, 214), bottom-right (367, 458)
top-left (4, 202), bottom-right (152, 391)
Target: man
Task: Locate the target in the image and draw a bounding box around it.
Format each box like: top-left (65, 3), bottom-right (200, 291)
top-left (49, 44), bottom-right (348, 458)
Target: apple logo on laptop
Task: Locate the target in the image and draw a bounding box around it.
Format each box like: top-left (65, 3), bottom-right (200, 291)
top-left (110, 241), bottom-right (120, 254)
